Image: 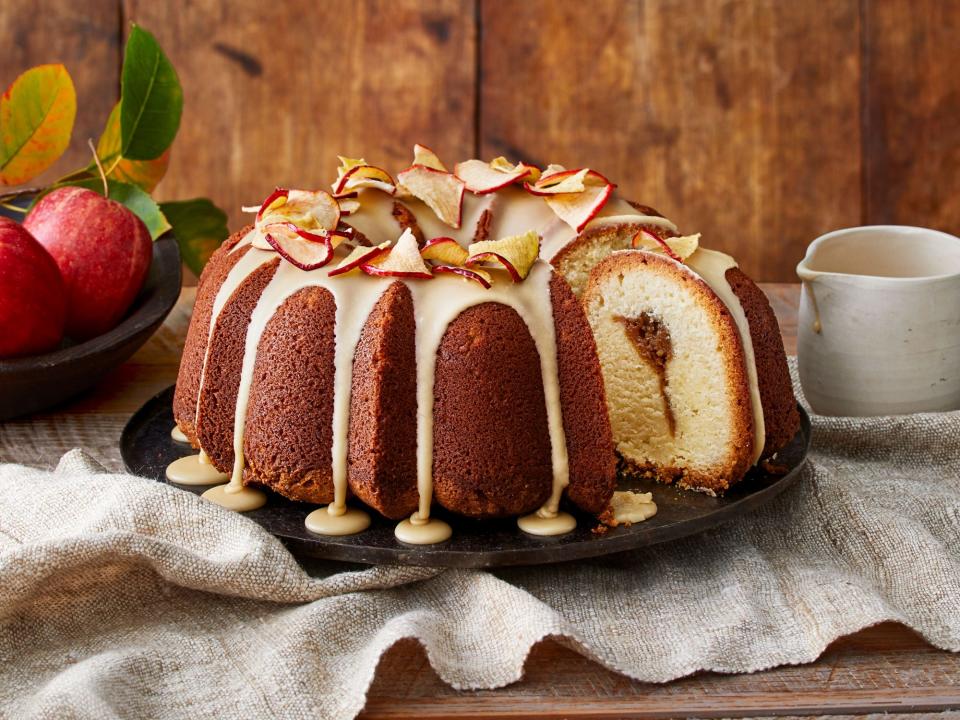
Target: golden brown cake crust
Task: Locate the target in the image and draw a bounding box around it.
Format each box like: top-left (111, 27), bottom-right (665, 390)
top-left (550, 273), bottom-right (617, 513)
top-left (173, 227), bottom-right (252, 445)
top-left (347, 282), bottom-right (420, 520)
top-left (195, 257), bottom-right (281, 473)
top-left (241, 285), bottom-right (337, 503)
top-left (432, 302), bottom-right (553, 518)
top-left (725, 267), bottom-right (800, 458)
top-left (550, 210), bottom-right (679, 298)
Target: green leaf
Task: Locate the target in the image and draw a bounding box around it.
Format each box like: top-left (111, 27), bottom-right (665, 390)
top-left (66, 178), bottom-right (172, 240)
top-left (95, 102), bottom-right (170, 191)
top-left (120, 25), bottom-right (183, 161)
top-left (0, 64), bottom-right (76, 185)
top-left (160, 198), bottom-right (229, 275)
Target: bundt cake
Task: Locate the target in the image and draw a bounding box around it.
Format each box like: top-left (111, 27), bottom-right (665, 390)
top-left (170, 147), bottom-right (798, 542)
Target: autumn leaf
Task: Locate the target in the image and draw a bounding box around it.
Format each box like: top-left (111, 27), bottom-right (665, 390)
top-left (160, 198), bottom-right (229, 275)
top-left (96, 102), bottom-right (170, 192)
top-left (0, 64), bottom-right (76, 185)
top-left (121, 26), bottom-right (183, 161)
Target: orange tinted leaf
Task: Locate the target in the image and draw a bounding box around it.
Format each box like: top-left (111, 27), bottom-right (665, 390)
top-left (96, 102), bottom-right (170, 192)
top-left (0, 64), bottom-right (76, 185)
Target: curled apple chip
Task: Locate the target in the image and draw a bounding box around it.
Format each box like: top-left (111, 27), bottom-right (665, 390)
top-left (466, 230), bottom-right (540, 282)
top-left (396, 165), bottom-right (465, 228)
top-left (544, 182), bottom-right (614, 232)
top-left (454, 158), bottom-right (536, 194)
top-left (525, 167), bottom-right (589, 196)
top-left (257, 188), bottom-right (341, 233)
top-left (333, 162), bottom-right (396, 196)
top-left (329, 241), bottom-right (392, 277)
top-left (250, 230), bottom-right (274, 250)
top-left (413, 144), bottom-right (447, 172)
top-left (263, 222), bottom-right (348, 270)
top-left (337, 197), bottom-right (361, 215)
top-left (362, 228), bottom-right (433, 279)
top-left (420, 236), bottom-right (468, 266)
top-left (632, 230), bottom-right (700, 262)
top-left (433, 264), bottom-right (492, 289)
top-left (490, 156), bottom-right (541, 183)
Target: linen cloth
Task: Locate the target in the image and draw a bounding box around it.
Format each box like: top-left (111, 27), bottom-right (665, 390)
top-left (1, 370), bottom-right (959, 719)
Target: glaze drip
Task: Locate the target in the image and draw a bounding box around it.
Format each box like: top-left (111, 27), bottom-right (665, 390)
top-left (684, 249), bottom-right (766, 464)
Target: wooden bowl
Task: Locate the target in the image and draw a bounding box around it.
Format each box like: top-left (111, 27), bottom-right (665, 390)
top-left (0, 233), bottom-right (181, 420)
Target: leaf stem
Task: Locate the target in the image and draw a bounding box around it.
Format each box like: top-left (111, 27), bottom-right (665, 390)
top-left (87, 139), bottom-right (109, 196)
top-left (56, 167), bottom-right (95, 183)
top-left (0, 202), bottom-right (27, 214)
top-left (104, 155), bottom-right (122, 177)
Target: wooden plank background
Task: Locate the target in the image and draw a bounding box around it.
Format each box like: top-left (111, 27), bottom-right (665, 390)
top-left (2, 0), bottom-right (958, 281)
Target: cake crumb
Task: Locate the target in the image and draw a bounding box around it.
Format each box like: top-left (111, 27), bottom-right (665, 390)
top-left (598, 490), bottom-right (658, 529)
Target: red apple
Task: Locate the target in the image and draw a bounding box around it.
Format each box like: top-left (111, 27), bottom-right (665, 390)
top-left (24, 187), bottom-right (152, 340)
top-left (0, 217), bottom-right (66, 357)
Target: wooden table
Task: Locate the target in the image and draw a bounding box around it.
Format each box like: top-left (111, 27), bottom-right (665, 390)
top-left (2, 284), bottom-right (958, 718)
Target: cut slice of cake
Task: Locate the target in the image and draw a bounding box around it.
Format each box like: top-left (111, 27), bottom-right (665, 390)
top-left (581, 248), bottom-right (798, 494)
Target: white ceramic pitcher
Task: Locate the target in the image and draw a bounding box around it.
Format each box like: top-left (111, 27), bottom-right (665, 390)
top-left (796, 225), bottom-right (960, 416)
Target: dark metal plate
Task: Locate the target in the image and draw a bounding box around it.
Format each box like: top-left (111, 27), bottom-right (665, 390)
top-left (121, 387), bottom-right (810, 568)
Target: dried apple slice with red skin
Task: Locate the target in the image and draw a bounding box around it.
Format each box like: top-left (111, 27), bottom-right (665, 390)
top-left (263, 223), bottom-right (348, 270)
top-left (433, 264), bottom-right (492, 288)
top-left (256, 188), bottom-right (341, 232)
top-left (545, 182), bottom-right (614, 232)
top-left (464, 251), bottom-right (524, 282)
top-left (465, 230), bottom-right (540, 282)
top-left (632, 228), bottom-right (680, 261)
top-left (396, 165), bottom-right (465, 228)
top-left (632, 230), bottom-right (700, 262)
top-left (250, 229), bottom-right (274, 251)
top-left (454, 158), bottom-right (536, 194)
top-left (329, 241), bottom-right (392, 277)
top-left (362, 228), bottom-right (433, 279)
top-left (333, 164), bottom-right (396, 196)
top-left (524, 167), bottom-right (614, 197)
top-left (420, 236), bottom-right (468, 265)
top-left (413, 144), bottom-right (447, 171)
top-left (256, 187), bottom-right (288, 220)
top-left (337, 198), bottom-right (361, 216)
top-left (539, 164), bottom-right (567, 180)
top-left (524, 168), bottom-right (589, 196)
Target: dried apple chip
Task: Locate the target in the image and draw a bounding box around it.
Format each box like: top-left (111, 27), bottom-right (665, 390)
top-left (454, 158), bottom-right (536, 194)
top-left (256, 188), bottom-right (341, 232)
top-left (433, 264), bottom-right (492, 288)
top-left (263, 222), bottom-right (348, 270)
top-left (329, 241), bottom-right (392, 277)
top-left (544, 182), bottom-right (614, 232)
top-left (632, 230), bottom-right (700, 262)
top-left (420, 236), bottom-right (469, 266)
top-left (396, 165), bottom-right (465, 228)
top-left (466, 230), bottom-right (541, 282)
top-left (362, 228), bottom-right (433, 279)
top-left (413, 144), bottom-right (447, 171)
